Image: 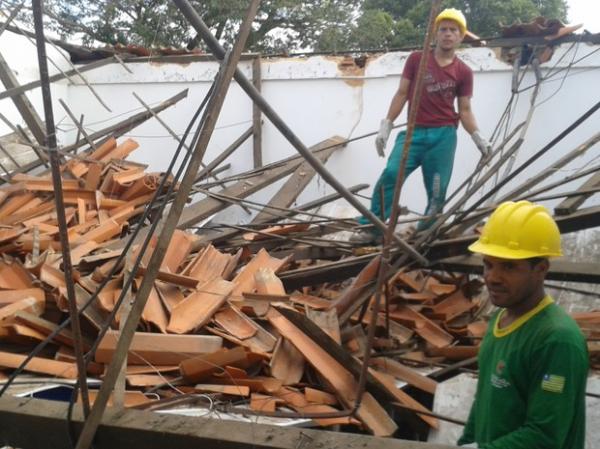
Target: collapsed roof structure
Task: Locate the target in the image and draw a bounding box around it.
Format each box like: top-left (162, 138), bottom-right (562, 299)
top-left (0, 1), bottom-right (599, 448)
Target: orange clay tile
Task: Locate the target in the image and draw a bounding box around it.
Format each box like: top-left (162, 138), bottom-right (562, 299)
top-left (304, 387), bottom-right (338, 406)
top-left (389, 305), bottom-right (454, 348)
top-left (254, 267), bottom-right (286, 296)
top-left (0, 296), bottom-right (45, 322)
top-left (269, 337), bottom-right (305, 385)
top-left (0, 350), bottom-right (78, 378)
top-left (193, 384), bottom-right (250, 397)
top-left (230, 248), bottom-right (290, 299)
top-left (0, 258), bottom-right (34, 289)
top-left (267, 308), bottom-right (397, 437)
top-left (167, 278), bottom-right (234, 334)
top-left (213, 305), bottom-right (258, 340)
top-left (96, 330), bottom-right (223, 365)
top-left (161, 229), bottom-right (195, 273)
top-left (179, 346), bottom-right (247, 383)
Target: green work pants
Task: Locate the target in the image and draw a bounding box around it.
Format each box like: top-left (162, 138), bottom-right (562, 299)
top-left (360, 126), bottom-right (457, 230)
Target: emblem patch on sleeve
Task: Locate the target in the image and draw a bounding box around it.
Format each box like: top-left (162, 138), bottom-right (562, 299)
top-left (541, 374), bottom-right (565, 393)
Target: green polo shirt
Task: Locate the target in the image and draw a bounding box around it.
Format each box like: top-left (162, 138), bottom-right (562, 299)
top-left (458, 296), bottom-right (588, 449)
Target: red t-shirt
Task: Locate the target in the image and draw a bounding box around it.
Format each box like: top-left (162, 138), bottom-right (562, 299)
top-left (402, 50), bottom-right (473, 127)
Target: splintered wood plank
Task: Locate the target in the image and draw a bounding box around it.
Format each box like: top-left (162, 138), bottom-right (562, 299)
top-left (40, 264), bottom-right (66, 290)
top-left (96, 331), bottom-right (223, 365)
top-left (126, 374), bottom-right (177, 387)
top-left (305, 308), bottom-right (341, 344)
top-left (0, 288), bottom-right (44, 304)
top-left (370, 357), bottom-right (437, 394)
top-left (179, 346), bottom-right (248, 383)
top-left (243, 223), bottom-right (310, 241)
top-left (270, 338), bottom-right (305, 385)
top-left (0, 322), bottom-right (47, 344)
top-left (250, 393), bottom-right (283, 412)
top-left (193, 384), bottom-right (250, 397)
top-left (273, 387), bottom-right (359, 427)
top-left (161, 229), bottom-right (195, 273)
top-left (389, 305), bottom-right (453, 348)
top-left (136, 266), bottom-right (199, 289)
top-left (208, 375), bottom-right (283, 394)
top-left (266, 308), bottom-right (397, 436)
top-left (13, 311), bottom-right (91, 350)
top-left (70, 240), bottom-right (100, 265)
top-left (167, 278), bottom-right (233, 334)
top-left (0, 350), bottom-right (77, 378)
top-left (230, 248), bottom-right (290, 299)
top-left (141, 284), bottom-right (169, 333)
top-left (304, 387), bottom-right (338, 406)
top-left (0, 296), bottom-right (45, 322)
top-left (73, 218), bottom-right (122, 244)
top-left (213, 306), bottom-right (257, 340)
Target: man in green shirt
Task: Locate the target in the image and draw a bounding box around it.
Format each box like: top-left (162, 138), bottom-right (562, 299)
top-left (458, 200), bottom-right (588, 449)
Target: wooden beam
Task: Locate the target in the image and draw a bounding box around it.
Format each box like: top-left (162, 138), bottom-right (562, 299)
top-left (0, 57), bottom-right (114, 102)
top-left (194, 126), bottom-right (252, 182)
top-left (0, 52), bottom-right (46, 145)
top-left (177, 136), bottom-right (346, 229)
top-left (555, 171), bottom-right (600, 216)
top-left (193, 182), bottom-right (368, 247)
top-left (435, 255), bottom-right (600, 283)
top-left (250, 140), bottom-right (340, 224)
top-left (61, 89), bottom-right (188, 154)
top-left (252, 56), bottom-right (262, 168)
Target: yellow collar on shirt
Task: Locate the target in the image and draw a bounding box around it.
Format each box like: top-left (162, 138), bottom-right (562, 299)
top-left (493, 295), bottom-right (554, 338)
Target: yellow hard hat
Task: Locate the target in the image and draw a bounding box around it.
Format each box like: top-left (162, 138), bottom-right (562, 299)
top-left (468, 201), bottom-right (562, 259)
top-left (435, 8), bottom-right (467, 35)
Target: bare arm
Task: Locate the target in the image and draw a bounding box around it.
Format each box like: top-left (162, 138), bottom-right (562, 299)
top-left (385, 77), bottom-right (411, 122)
top-left (458, 95), bottom-right (479, 135)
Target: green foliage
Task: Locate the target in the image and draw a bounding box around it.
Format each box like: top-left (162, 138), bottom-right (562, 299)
top-left (20, 0), bottom-right (569, 52)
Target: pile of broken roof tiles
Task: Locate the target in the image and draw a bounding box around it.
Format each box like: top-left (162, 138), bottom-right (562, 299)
top-left (0, 136), bottom-right (597, 437)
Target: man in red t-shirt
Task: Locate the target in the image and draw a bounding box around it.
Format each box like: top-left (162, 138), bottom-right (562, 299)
top-left (353, 8), bottom-right (490, 242)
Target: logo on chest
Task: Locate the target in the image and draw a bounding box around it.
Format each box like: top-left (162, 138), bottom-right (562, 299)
top-left (490, 359), bottom-right (511, 389)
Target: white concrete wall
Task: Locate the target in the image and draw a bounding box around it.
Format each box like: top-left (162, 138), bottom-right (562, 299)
top-left (0, 30), bottom-right (69, 137)
top-left (2, 29), bottom-right (599, 225)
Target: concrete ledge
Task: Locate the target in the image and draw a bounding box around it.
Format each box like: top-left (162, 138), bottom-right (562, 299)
top-left (0, 395), bottom-right (457, 449)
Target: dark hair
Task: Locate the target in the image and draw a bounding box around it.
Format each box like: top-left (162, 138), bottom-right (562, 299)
top-left (528, 257), bottom-right (547, 267)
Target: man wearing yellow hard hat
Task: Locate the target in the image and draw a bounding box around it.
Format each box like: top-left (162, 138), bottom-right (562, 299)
top-left (353, 8), bottom-right (491, 242)
top-left (458, 201), bottom-right (588, 448)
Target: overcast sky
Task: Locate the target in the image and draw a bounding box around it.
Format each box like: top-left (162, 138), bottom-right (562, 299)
top-left (567, 0), bottom-right (600, 32)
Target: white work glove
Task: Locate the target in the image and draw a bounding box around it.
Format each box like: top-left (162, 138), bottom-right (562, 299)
top-left (375, 119), bottom-right (392, 158)
top-left (471, 131), bottom-right (492, 162)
